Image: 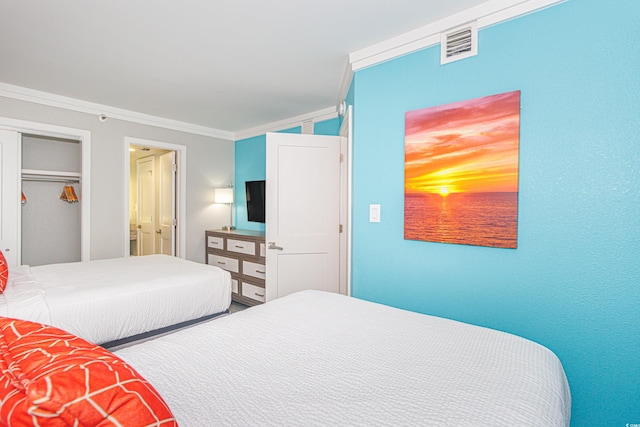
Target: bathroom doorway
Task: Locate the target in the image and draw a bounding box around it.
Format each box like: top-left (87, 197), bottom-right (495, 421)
top-left (125, 137), bottom-right (186, 258)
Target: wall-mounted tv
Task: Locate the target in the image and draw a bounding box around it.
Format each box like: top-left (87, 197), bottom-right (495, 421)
top-left (245, 180), bottom-right (266, 223)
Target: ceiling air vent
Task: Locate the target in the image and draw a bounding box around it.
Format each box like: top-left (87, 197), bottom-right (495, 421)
top-left (441, 21), bottom-right (478, 65)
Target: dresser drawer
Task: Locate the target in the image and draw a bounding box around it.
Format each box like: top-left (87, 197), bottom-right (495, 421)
top-left (208, 254), bottom-right (239, 273)
top-left (227, 239), bottom-right (256, 256)
top-left (231, 278), bottom-right (239, 294)
top-left (259, 242), bottom-right (266, 258)
top-left (207, 235), bottom-right (224, 250)
top-left (242, 282), bottom-right (265, 303)
top-left (243, 260), bottom-right (266, 280)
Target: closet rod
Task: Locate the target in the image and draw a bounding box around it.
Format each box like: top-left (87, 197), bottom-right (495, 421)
top-left (21, 175), bottom-right (81, 184)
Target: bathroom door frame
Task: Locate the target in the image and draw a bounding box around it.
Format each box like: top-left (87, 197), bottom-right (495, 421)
top-left (123, 137), bottom-right (186, 258)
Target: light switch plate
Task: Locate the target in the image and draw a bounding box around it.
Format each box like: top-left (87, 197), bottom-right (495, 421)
top-left (369, 204), bottom-right (380, 222)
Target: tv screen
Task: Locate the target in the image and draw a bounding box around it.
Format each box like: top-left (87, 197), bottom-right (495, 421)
top-left (245, 180), bottom-right (266, 223)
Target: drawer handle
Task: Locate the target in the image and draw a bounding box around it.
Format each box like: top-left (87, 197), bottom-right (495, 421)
top-left (254, 292), bottom-right (265, 298)
top-left (255, 270), bottom-right (265, 274)
top-left (217, 261), bottom-right (226, 265)
top-left (234, 245), bottom-right (245, 248)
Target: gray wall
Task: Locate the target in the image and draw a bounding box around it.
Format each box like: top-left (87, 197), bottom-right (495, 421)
top-left (21, 135), bottom-right (82, 265)
top-left (1, 96), bottom-right (234, 263)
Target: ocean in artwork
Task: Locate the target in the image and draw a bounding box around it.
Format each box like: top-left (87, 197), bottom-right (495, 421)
top-left (404, 192), bottom-right (518, 248)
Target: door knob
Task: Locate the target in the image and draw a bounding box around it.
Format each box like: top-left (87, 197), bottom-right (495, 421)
top-left (156, 229), bottom-right (162, 234)
top-left (268, 242), bottom-right (283, 251)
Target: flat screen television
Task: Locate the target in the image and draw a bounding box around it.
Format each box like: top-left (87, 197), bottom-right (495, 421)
top-left (245, 180), bottom-right (266, 223)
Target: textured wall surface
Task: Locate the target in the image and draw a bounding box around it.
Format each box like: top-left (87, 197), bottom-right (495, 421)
top-left (350, 1), bottom-right (639, 425)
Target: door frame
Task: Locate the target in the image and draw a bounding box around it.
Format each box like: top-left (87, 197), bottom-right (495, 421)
top-left (339, 105), bottom-right (353, 296)
top-left (123, 137), bottom-right (186, 258)
top-left (0, 117), bottom-right (91, 264)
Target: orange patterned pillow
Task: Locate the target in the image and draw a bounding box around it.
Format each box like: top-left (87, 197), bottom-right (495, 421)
top-left (0, 318), bottom-right (178, 426)
top-left (0, 250), bottom-right (8, 293)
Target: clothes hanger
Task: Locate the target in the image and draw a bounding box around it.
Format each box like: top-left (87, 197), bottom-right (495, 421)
top-left (60, 182), bottom-right (79, 203)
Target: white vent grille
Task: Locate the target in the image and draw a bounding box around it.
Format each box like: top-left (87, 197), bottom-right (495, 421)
top-left (441, 21), bottom-right (477, 65)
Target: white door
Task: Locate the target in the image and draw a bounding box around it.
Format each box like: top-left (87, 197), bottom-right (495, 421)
top-left (0, 130), bottom-right (20, 267)
top-left (265, 132), bottom-right (342, 301)
top-left (158, 151), bottom-right (176, 255)
top-left (136, 157), bottom-right (155, 255)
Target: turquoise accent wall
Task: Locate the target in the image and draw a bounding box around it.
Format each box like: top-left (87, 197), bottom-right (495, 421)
top-left (234, 134), bottom-right (267, 232)
top-left (313, 117), bottom-right (340, 136)
top-left (350, 1), bottom-right (639, 426)
top-left (234, 118), bottom-right (340, 231)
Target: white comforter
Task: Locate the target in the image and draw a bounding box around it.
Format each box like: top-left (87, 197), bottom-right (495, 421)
top-left (115, 290), bottom-right (571, 426)
top-left (0, 255), bottom-right (231, 344)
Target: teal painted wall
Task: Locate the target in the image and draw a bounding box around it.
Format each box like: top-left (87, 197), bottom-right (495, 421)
top-left (234, 118), bottom-right (340, 231)
top-left (234, 134), bottom-right (267, 232)
top-left (313, 117), bottom-right (340, 136)
top-left (351, 1), bottom-right (639, 426)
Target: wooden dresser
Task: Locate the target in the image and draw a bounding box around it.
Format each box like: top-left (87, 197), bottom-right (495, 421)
top-left (205, 229), bottom-right (266, 306)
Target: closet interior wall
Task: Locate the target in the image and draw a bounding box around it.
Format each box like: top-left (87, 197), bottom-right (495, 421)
top-left (21, 134), bottom-right (81, 266)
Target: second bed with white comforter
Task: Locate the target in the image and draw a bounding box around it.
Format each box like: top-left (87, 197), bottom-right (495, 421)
top-left (115, 290), bottom-right (571, 426)
top-left (0, 255), bottom-right (231, 344)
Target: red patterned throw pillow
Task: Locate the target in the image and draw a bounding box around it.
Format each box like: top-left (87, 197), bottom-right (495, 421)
top-left (0, 250), bottom-right (8, 293)
top-left (0, 318), bottom-right (177, 426)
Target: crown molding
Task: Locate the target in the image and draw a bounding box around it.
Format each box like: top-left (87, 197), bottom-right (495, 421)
top-left (337, 0), bottom-right (565, 103)
top-left (1, 81), bottom-right (339, 142)
top-left (0, 82), bottom-right (235, 141)
top-left (234, 106), bottom-right (338, 141)
top-left (336, 60), bottom-right (355, 108)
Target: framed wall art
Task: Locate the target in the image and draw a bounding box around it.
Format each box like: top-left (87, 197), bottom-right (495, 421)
top-left (404, 90), bottom-right (521, 249)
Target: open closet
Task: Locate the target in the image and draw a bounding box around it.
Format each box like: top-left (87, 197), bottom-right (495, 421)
top-left (20, 134), bottom-right (82, 266)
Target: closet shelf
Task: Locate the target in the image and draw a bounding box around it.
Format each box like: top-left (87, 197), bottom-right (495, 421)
top-left (21, 169), bottom-right (81, 183)
top-left (22, 169), bottom-right (81, 178)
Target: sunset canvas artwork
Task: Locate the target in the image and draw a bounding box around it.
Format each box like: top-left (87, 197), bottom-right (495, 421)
top-left (404, 90), bottom-right (521, 249)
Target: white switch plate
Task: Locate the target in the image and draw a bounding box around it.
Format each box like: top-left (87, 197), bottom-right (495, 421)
top-left (369, 204), bottom-right (380, 222)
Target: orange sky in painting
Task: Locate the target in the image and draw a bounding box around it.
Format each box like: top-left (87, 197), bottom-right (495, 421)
top-left (405, 91), bottom-right (520, 195)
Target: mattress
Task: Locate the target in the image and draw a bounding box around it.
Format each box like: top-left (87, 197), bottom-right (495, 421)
top-left (115, 290), bottom-right (571, 426)
top-left (0, 255), bottom-right (231, 344)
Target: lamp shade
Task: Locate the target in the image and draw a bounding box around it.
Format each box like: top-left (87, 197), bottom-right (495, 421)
top-left (214, 187), bottom-right (234, 204)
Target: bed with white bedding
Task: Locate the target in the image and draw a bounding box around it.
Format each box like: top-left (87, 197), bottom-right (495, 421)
top-left (0, 255), bottom-right (231, 345)
top-left (115, 290), bottom-right (571, 426)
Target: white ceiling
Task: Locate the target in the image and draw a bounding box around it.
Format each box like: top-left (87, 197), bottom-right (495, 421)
top-left (1, 0), bottom-right (493, 135)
